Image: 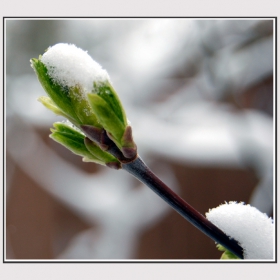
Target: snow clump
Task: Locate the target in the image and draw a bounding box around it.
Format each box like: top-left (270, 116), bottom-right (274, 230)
top-left (41, 43), bottom-right (110, 94)
top-left (206, 201), bottom-right (274, 259)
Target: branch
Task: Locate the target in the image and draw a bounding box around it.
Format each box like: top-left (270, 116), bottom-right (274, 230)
top-left (82, 125), bottom-right (244, 259)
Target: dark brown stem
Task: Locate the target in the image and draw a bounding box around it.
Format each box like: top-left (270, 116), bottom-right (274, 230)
top-left (123, 157), bottom-right (244, 259)
top-left (81, 124), bottom-right (244, 258)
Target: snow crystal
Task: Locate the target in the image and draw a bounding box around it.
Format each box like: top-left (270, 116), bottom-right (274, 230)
top-left (206, 202), bottom-right (274, 260)
top-left (57, 120), bottom-right (85, 134)
top-left (41, 43), bottom-right (110, 94)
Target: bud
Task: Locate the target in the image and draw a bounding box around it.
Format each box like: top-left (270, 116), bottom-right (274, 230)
top-left (50, 122), bottom-right (121, 168)
top-left (216, 244), bottom-right (240, 260)
top-left (87, 90), bottom-right (136, 158)
top-left (31, 43), bottom-right (137, 161)
top-left (31, 56), bottom-right (101, 129)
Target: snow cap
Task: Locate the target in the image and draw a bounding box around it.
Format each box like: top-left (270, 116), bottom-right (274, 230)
top-left (41, 43), bottom-right (110, 93)
top-left (206, 201), bottom-right (274, 259)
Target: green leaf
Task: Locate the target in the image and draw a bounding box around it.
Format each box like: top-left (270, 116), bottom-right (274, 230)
top-left (93, 82), bottom-right (128, 127)
top-left (84, 137), bottom-right (120, 165)
top-left (87, 93), bottom-right (126, 148)
top-left (51, 131), bottom-right (105, 164)
top-left (52, 122), bottom-right (85, 139)
top-left (37, 96), bottom-right (78, 126)
top-left (50, 122), bottom-right (120, 166)
top-left (38, 96), bottom-right (63, 115)
top-left (68, 86), bottom-right (101, 128)
top-left (32, 58), bottom-right (81, 125)
top-left (32, 58), bottom-right (103, 129)
top-left (216, 244), bottom-right (240, 260)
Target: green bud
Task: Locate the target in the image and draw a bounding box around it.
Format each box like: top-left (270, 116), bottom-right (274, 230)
top-left (87, 93), bottom-right (125, 146)
top-left (88, 81), bottom-right (137, 159)
top-left (50, 122), bottom-right (120, 168)
top-left (31, 58), bottom-right (101, 129)
top-left (31, 58), bottom-right (80, 125)
top-left (92, 81), bottom-right (128, 126)
top-left (38, 96), bottom-right (64, 116)
top-left (31, 43), bottom-right (137, 163)
top-left (216, 244), bottom-right (240, 260)
top-left (84, 137), bottom-right (121, 169)
top-left (37, 96), bottom-right (77, 125)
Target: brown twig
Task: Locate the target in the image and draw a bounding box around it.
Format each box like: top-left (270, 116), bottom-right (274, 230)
top-left (123, 157), bottom-right (243, 259)
top-left (81, 124), bottom-right (244, 259)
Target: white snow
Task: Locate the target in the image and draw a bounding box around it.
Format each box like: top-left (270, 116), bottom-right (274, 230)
top-left (57, 120), bottom-right (85, 134)
top-left (41, 43), bottom-right (110, 94)
top-left (206, 201), bottom-right (274, 260)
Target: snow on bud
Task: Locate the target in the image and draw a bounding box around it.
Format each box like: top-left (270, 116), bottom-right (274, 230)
top-left (32, 43), bottom-right (137, 160)
top-left (206, 202), bottom-right (274, 260)
top-left (40, 43), bottom-right (110, 93)
top-left (31, 43), bottom-right (103, 128)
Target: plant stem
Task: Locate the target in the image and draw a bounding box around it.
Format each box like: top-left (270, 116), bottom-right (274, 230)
top-left (81, 125), bottom-right (244, 258)
top-left (123, 156), bottom-right (244, 259)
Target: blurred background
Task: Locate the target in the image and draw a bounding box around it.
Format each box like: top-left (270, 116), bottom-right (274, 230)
top-left (5, 18), bottom-right (274, 260)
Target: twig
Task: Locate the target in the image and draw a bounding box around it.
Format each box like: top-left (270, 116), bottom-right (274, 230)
top-left (123, 157), bottom-right (244, 259)
top-left (82, 125), bottom-right (244, 259)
